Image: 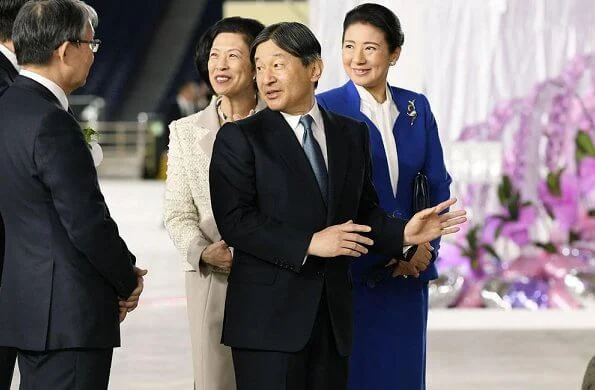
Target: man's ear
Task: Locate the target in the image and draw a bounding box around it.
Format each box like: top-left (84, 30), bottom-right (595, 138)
top-left (311, 59), bottom-right (324, 83)
top-left (57, 41), bottom-right (69, 61)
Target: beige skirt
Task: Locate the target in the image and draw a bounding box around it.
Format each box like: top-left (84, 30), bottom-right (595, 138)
top-left (185, 269), bottom-right (235, 390)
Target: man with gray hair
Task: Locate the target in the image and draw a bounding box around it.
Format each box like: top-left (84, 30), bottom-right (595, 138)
top-left (0, 1), bottom-right (146, 388)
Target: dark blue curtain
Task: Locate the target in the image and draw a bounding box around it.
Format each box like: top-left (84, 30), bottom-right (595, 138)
top-left (74, 1), bottom-right (172, 120)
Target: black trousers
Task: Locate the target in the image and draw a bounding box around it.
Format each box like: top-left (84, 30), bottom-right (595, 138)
top-left (232, 288), bottom-right (349, 390)
top-left (17, 348), bottom-right (113, 390)
top-left (0, 347), bottom-right (16, 390)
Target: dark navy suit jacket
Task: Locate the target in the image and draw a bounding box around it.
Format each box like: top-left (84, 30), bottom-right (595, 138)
top-left (210, 107), bottom-right (407, 357)
top-left (0, 51), bottom-right (18, 286)
top-left (0, 76), bottom-right (137, 351)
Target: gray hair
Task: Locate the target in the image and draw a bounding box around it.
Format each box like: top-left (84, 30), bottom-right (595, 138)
top-left (13, 0), bottom-right (98, 66)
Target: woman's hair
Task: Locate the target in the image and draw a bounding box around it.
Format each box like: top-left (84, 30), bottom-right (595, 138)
top-left (342, 3), bottom-right (404, 52)
top-left (195, 17), bottom-right (265, 92)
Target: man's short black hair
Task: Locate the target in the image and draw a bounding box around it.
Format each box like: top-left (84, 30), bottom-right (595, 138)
top-left (0, 0), bottom-right (29, 42)
top-left (250, 22), bottom-right (321, 87)
top-left (250, 22), bottom-right (321, 67)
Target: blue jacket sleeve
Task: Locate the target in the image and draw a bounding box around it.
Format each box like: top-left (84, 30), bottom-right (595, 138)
top-left (420, 94), bottom-right (452, 261)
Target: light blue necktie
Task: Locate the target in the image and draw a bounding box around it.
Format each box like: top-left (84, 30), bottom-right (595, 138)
top-left (299, 114), bottom-right (328, 203)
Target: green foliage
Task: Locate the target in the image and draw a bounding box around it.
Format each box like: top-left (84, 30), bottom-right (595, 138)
top-left (497, 175), bottom-right (531, 221)
top-left (576, 130), bottom-right (595, 162)
top-left (546, 168), bottom-right (565, 197)
top-left (534, 242), bottom-right (558, 254)
top-left (82, 127), bottom-right (97, 150)
top-left (455, 225), bottom-right (501, 271)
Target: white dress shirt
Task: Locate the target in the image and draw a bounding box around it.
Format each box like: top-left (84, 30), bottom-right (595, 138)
top-left (280, 99), bottom-right (327, 264)
top-left (20, 69), bottom-right (69, 111)
top-left (356, 85), bottom-right (412, 255)
top-left (280, 99), bottom-right (328, 168)
top-left (0, 43), bottom-right (19, 72)
top-left (354, 84), bottom-right (399, 196)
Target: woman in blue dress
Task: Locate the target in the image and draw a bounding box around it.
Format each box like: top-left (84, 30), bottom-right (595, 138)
top-left (317, 4), bottom-right (452, 389)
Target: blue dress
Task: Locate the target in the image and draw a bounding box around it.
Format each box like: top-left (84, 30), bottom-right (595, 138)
top-left (317, 81), bottom-right (452, 390)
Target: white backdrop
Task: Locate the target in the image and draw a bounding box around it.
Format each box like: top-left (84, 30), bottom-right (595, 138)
top-left (310, 0), bottom-right (595, 142)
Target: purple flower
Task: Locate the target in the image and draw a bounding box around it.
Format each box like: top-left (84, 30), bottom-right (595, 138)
top-left (437, 243), bottom-right (472, 275)
top-left (502, 207), bottom-right (538, 245)
top-left (538, 174), bottom-right (579, 232)
top-left (483, 206), bottom-right (537, 246)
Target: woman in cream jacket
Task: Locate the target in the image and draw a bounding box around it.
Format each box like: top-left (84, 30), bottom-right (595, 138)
top-left (164, 17), bottom-right (266, 390)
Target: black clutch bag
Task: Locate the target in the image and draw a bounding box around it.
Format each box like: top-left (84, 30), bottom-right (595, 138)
top-left (413, 172), bottom-right (430, 213)
top-left (363, 172), bottom-right (430, 288)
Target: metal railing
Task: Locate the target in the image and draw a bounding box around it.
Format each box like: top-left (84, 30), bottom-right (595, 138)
top-left (85, 119), bottom-right (154, 178)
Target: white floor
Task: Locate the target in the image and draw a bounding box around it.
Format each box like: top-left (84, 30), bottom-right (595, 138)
top-left (8, 180), bottom-right (595, 389)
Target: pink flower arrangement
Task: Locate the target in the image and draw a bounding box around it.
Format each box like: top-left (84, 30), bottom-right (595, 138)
top-left (438, 54), bottom-right (595, 310)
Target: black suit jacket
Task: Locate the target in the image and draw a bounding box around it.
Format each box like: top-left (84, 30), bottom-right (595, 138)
top-left (210, 107), bottom-right (406, 357)
top-left (0, 76), bottom-right (137, 351)
top-left (0, 51), bottom-right (18, 291)
top-left (0, 51), bottom-right (17, 95)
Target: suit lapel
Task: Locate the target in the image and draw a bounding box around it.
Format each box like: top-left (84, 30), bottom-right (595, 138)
top-left (344, 81), bottom-right (365, 121)
top-left (321, 107), bottom-right (348, 224)
top-left (197, 96), bottom-right (269, 160)
top-left (265, 108), bottom-right (327, 213)
top-left (390, 86), bottom-right (409, 152)
top-left (196, 97), bottom-right (221, 160)
top-left (344, 81), bottom-right (382, 133)
top-left (391, 86), bottom-right (424, 186)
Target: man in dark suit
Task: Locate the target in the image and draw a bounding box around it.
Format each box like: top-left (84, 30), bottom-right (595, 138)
top-left (0, 1), bottom-right (28, 388)
top-left (0, 1), bottom-right (146, 389)
top-left (209, 22), bottom-right (466, 390)
top-left (0, 0), bottom-right (23, 93)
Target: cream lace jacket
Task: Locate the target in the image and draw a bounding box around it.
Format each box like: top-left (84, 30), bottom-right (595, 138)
top-left (164, 97), bottom-right (266, 271)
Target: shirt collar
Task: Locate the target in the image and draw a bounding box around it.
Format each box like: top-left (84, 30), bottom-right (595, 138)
top-left (280, 98), bottom-right (323, 130)
top-left (354, 83), bottom-right (398, 113)
top-left (0, 44), bottom-right (19, 72)
top-left (20, 69), bottom-right (69, 111)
